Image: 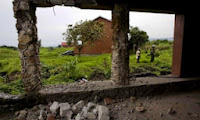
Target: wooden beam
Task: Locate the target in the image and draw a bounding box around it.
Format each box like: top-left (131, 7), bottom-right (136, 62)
top-left (172, 14), bottom-right (184, 77)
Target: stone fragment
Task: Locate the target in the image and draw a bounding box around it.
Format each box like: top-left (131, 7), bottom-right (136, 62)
top-left (135, 106), bottom-right (145, 112)
top-left (17, 110), bottom-right (27, 120)
top-left (82, 106), bottom-right (88, 118)
top-left (19, 1), bottom-right (29, 10)
top-left (75, 113), bottom-right (81, 120)
top-left (121, 103), bottom-right (127, 107)
top-left (39, 109), bottom-right (46, 120)
top-left (38, 104), bottom-right (46, 110)
top-left (66, 111), bottom-right (73, 120)
top-left (92, 108), bottom-right (98, 115)
top-left (50, 101), bottom-right (59, 114)
top-left (104, 97), bottom-right (115, 105)
top-left (136, 102), bottom-right (143, 107)
top-left (97, 105), bottom-right (110, 120)
top-left (18, 35), bottom-right (32, 45)
top-left (59, 102), bottom-right (71, 117)
top-left (87, 112), bottom-right (96, 120)
top-left (87, 102), bottom-right (96, 110)
top-left (72, 100), bottom-right (85, 114)
top-left (94, 96), bottom-right (100, 103)
top-left (46, 114), bottom-right (55, 120)
top-left (130, 96), bottom-right (137, 102)
top-left (167, 107), bottom-right (176, 115)
top-left (15, 111), bottom-right (20, 116)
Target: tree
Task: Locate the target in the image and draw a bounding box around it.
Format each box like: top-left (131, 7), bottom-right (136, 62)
top-left (63, 20), bottom-right (104, 56)
top-left (129, 27), bottom-right (149, 53)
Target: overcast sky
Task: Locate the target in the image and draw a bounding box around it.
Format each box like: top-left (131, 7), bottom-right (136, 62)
top-left (0, 0), bottom-right (175, 47)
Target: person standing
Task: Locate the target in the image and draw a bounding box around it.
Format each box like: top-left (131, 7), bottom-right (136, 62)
top-left (150, 45), bottom-right (155, 62)
top-left (136, 49), bottom-right (141, 63)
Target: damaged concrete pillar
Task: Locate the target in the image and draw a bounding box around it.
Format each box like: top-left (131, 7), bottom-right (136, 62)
top-left (13, 0), bottom-right (42, 92)
top-left (111, 3), bottom-right (130, 85)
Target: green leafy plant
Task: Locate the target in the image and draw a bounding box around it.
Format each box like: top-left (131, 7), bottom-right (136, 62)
top-left (63, 57), bottom-right (78, 79)
top-left (63, 20), bottom-right (104, 56)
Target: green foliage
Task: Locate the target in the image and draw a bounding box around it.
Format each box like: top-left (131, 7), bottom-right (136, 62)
top-left (62, 58), bottom-right (78, 80)
top-left (63, 20), bottom-right (104, 55)
top-left (100, 58), bottom-right (111, 79)
top-left (0, 46), bottom-right (21, 76)
top-left (129, 39), bottom-right (172, 75)
top-left (0, 40), bottom-right (172, 94)
top-left (144, 39), bottom-right (173, 51)
top-left (0, 78), bottom-right (24, 95)
top-left (41, 62), bottom-right (53, 79)
top-left (129, 27), bottom-right (149, 51)
top-left (42, 58), bottom-right (84, 85)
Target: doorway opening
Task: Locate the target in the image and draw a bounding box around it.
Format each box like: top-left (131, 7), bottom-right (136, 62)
top-left (128, 12), bottom-right (175, 78)
top-left (36, 6), bottom-right (113, 84)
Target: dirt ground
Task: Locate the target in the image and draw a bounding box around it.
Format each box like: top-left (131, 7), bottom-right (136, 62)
top-left (107, 89), bottom-right (200, 120)
top-left (1, 89), bottom-right (200, 120)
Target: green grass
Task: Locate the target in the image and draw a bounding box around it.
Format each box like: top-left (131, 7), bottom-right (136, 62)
top-left (0, 77), bottom-right (24, 95)
top-left (0, 40), bottom-right (173, 94)
top-left (0, 47), bottom-right (21, 75)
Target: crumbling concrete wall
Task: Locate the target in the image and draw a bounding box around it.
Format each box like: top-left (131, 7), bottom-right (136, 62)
top-left (111, 3), bottom-right (130, 85)
top-left (13, 0), bottom-right (42, 92)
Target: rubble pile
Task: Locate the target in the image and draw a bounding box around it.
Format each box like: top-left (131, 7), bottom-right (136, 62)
top-left (15, 100), bottom-right (110, 120)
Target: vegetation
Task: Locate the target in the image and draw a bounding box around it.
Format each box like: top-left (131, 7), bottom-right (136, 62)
top-left (63, 20), bottom-right (104, 56)
top-left (0, 39), bottom-right (172, 95)
top-left (129, 27), bottom-right (149, 52)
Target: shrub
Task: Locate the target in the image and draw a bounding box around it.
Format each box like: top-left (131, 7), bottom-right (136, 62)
top-left (43, 73), bottom-right (74, 85)
top-left (41, 62), bottom-right (53, 79)
top-left (42, 58), bottom-right (84, 85)
top-left (101, 58), bottom-right (111, 79)
top-left (63, 58), bottom-right (78, 80)
top-left (0, 45), bottom-right (18, 50)
top-left (0, 78), bottom-right (24, 95)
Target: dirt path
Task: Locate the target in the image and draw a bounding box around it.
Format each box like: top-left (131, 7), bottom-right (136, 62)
top-left (108, 90), bottom-right (200, 120)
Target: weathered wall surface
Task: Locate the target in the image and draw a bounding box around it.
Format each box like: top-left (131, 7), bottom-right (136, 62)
top-left (74, 17), bottom-right (113, 54)
top-left (111, 3), bottom-right (129, 85)
top-left (13, 0), bottom-right (42, 92)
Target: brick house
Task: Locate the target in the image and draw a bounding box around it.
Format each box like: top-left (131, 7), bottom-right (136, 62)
top-left (74, 16), bottom-right (113, 54)
top-left (61, 42), bottom-right (68, 47)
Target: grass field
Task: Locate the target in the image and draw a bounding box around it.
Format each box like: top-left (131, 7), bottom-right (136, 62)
top-left (0, 40), bottom-right (173, 94)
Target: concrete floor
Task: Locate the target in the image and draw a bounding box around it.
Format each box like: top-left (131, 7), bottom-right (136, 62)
top-left (108, 89), bottom-right (200, 120)
top-left (1, 89), bottom-right (200, 120)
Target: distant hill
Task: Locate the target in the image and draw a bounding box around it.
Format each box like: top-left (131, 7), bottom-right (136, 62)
top-left (149, 37), bottom-right (173, 41)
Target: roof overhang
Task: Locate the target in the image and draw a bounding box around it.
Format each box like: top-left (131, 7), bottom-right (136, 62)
top-left (32, 0), bottom-right (192, 14)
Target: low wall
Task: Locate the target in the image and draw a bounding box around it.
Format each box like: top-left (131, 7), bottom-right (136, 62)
top-left (1, 77), bottom-right (200, 114)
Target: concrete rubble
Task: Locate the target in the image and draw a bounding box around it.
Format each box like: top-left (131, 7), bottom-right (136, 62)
top-left (15, 100), bottom-right (110, 120)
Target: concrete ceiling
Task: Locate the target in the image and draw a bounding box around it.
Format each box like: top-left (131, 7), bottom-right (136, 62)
top-left (32, 0), bottom-right (190, 14)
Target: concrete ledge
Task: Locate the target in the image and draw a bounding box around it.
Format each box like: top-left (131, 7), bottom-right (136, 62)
top-left (1, 77), bottom-right (200, 114)
top-left (40, 77), bottom-right (200, 103)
